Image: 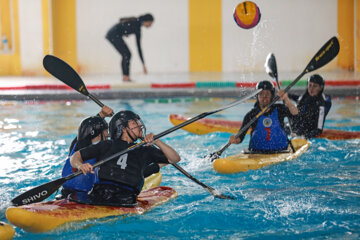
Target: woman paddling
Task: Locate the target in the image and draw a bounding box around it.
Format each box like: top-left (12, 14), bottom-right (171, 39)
top-left (228, 80), bottom-right (298, 153)
top-left (289, 74), bottom-right (332, 139)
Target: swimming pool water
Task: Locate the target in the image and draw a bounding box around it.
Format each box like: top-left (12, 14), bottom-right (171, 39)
top-left (0, 98), bottom-right (359, 239)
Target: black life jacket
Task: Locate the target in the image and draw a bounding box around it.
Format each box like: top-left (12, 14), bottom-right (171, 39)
top-left (98, 140), bottom-right (153, 194)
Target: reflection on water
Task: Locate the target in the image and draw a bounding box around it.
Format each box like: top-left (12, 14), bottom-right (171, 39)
top-left (330, 99), bottom-right (360, 127)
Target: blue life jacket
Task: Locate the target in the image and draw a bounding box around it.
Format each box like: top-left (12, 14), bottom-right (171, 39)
top-left (62, 143), bottom-right (97, 192)
top-left (250, 108), bottom-right (288, 151)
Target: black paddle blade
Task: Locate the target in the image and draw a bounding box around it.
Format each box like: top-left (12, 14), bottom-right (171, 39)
top-left (205, 151), bottom-right (220, 162)
top-left (265, 53), bottom-right (278, 80)
top-left (214, 193), bottom-right (237, 200)
top-left (305, 36), bottom-right (340, 73)
top-left (11, 177), bottom-right (67, 206)
top-left (43, 55), bottom-right (89, 96)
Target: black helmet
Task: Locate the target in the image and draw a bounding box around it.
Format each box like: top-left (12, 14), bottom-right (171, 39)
top-left (308, 74), bottom-right (324, 87)
top-left (78, 116), bottom-right (109, 141)
top-left (256, 80), bottom-right (275, 96)
top-left (109, 110), bottom-right (146, 140)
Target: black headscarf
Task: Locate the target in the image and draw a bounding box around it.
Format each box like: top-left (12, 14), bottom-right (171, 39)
top-left (138, 13), bottom-right (154, 22)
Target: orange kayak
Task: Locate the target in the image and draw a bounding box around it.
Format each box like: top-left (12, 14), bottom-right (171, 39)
top-left (6, 186), bottom-right (177, 233)
top-left (169, 114), bottom-right (360, 140)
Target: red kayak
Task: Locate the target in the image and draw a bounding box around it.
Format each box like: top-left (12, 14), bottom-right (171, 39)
top-left (169, 114), bottom-right (360, 140)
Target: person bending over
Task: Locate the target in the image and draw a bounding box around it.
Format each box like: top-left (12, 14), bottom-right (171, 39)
top-left (106, 14), bottom-right (154, 82)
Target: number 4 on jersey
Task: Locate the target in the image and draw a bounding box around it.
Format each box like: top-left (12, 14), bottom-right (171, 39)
top-left (116, 153), bottom-right (128, 169)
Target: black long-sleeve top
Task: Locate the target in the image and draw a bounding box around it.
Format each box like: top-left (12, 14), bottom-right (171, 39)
top-left (106, 19), bottom-right (145, 64)
top-left (288, 92), bottom-right (332, 138)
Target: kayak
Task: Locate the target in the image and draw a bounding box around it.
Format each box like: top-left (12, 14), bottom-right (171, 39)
top-left (317, 129), bottom-right (360, 140)
top-left (6, 186), bottom-right (176, 233)
top-left (169, 114), bottom-right (360, 140)
top-left (213, 138), bottom-right (311, 174)
top-left (0, 222), bottom-right (15, 240)
top-left (6, 172), bottom-right (168, 233)
top-left (169, 114), bottom-right (242, 135)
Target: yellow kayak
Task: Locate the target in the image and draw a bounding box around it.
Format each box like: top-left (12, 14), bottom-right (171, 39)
top-left (213, 138), bottom-right (311, 174)
top-left (6, 172), bottom-right (168, 233)
top-left (0, 222), bottom-right (15, 240)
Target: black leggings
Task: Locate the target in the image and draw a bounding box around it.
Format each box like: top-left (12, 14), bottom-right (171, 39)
top-left (108, 37), bottom-right (131, 76)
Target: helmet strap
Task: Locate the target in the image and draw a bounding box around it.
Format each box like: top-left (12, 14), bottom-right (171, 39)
top-left (125, 127), bottom-right (138, 142)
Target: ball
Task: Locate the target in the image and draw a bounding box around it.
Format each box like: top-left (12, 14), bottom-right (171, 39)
top-left (233, 1), bottom-right (261, 29)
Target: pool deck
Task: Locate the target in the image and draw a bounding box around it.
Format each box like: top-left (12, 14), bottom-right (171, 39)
top-left (0, 70), bottom-right (359, 101)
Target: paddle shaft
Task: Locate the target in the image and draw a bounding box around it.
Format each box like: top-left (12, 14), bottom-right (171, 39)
top-left (266, 53), bottom-right (296, 153)
top-left (88, 93), bottom-right (104, 107)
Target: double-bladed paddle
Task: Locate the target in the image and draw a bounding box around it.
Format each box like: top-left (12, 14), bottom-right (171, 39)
top-left (11, 56), bottom-right (260, 205)
top-left (265, 52), bottom-right (295, 152)
top-left (207, 36), bottom-right (340, 162)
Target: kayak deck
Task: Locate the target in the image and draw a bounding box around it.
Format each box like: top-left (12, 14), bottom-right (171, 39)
top-left (213, 138), bottom-right (311, 174)
top-left (6, 186), bottom-right (177, 233)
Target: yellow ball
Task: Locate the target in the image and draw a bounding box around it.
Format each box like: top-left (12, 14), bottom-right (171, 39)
top-left (233, 1), bottom-right (261, 29)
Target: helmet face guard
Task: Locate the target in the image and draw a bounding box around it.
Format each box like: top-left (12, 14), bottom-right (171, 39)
top-left (126, 118), bottom-right (147, 141)
top-left (109, 110), bottom-right (146, 141)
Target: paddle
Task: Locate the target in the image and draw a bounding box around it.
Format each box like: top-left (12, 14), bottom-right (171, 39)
top-left (43, 55), bottom-right (104, 107)
top-left (264, 53), bottom-right (278, 86)
top-left (265, 53), bottom-right (295, 152)
top-left (207, 36), bottom-right (340, 162)
top-left (12, 57), bottom-right (261, 205)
